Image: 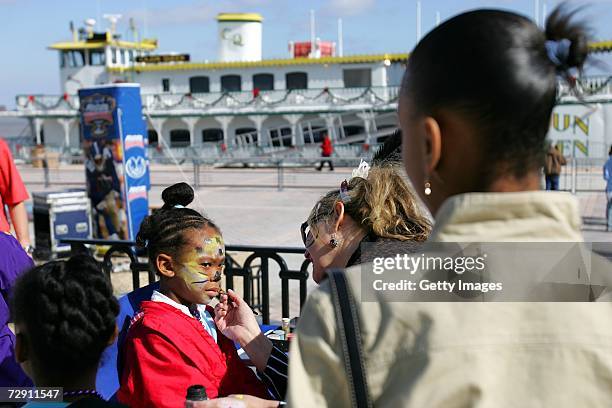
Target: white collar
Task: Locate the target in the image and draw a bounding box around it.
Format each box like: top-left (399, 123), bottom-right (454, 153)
top-left (151, 290), bottom-right (194, 318)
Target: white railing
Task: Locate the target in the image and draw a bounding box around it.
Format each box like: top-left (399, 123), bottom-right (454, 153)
top-left (16, 86), bottom-right (400, 113)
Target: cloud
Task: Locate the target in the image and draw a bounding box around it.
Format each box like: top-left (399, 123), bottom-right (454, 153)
top-left (328, 0), bottom-right (375, 16)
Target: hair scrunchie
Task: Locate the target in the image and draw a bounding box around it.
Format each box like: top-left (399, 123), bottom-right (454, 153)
top-left (545, 38), bottom-right (571, 68)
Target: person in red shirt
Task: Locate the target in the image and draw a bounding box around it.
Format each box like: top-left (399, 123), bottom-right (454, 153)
top-left (0, 138), bottom-right (34, 386)
top-left (316, 134), bottom-right (334, 171)
top-left (118, 183), bottom-right (270, 408)
top-left (0, 138), bottom-right (32, 250)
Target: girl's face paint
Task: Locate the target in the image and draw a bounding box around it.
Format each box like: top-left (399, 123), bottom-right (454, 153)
top-left (173, 227), bottom-right (225, 306)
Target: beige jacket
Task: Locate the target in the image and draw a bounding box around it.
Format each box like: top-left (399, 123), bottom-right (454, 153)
top-left (545, 146), bottom-right (567, 176)
top-left (287, 192), bottom-right (612, 407)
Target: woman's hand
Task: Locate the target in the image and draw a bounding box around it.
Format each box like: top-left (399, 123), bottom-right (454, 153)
top-left (215, 289), bottom-right (273, 372)
top-left (215, 289), bottom-right (261, 345)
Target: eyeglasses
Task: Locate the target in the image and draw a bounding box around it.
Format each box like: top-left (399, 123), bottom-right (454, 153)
top-left (300, 221), bottom-right (316, 249)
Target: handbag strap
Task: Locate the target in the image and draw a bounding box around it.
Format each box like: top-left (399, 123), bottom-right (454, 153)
top-left (328, 269), bottom-right (373, 408)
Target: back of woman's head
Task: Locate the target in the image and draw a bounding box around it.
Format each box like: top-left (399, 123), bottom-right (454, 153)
top-left (402, 4), bottom-right (590, 182)
top-left (136, 182), bottom-right (219, 267)
top-left (11, 255), bottom-right (119, 378)
top-left (308, 163), bottom-right (431, 242)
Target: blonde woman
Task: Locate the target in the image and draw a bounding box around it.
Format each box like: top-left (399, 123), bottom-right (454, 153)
top-left (302, 141), bottom-right (431, 283)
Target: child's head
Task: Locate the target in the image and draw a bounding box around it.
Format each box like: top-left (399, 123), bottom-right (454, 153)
top-left (136, 182), bottom-right (224, 305)
top-left (11, 255), bottom-right (119, 385)
top-left (399, 5), bottom-right (590, 214)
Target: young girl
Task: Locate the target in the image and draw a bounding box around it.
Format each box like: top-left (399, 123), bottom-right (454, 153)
top-left (11, 255), bottom-right (123, 407)
top-left (118, 183), bottom-right (269, 408)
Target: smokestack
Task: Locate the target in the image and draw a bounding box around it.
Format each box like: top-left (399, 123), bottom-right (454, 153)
top-left (337, 18), bottom-right (343, 57)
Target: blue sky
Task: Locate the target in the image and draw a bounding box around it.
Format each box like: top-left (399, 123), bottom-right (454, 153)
top-left (1, 0), bottom-right (611, 108)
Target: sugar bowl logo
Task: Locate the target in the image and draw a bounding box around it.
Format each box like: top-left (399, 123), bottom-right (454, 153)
top-left (80, 94), bottom-right (116, 138)
top-left (125, 156), bottom-right (147, 179)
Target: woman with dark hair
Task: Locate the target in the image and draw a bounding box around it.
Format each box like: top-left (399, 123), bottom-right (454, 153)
top-left (286, 6), bottom-right (612, 406)
top-left (11, 255), bottom-right (124, 407)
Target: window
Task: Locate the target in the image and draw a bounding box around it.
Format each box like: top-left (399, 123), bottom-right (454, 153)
top-left (221, 75), bottom-right (242, 92)
top-left (169, 129), bottom-right (190, 147)
top-left (270, 127), bottom-right (293, 147)
top-left (60, 52), bottom-right (66, 68)
top-left (190, 76), bottom-right (210, 94)
top-left (302, 126), bottom-right (326, 143)
top-left (343, 125), bottom-right (365, 137)
top-left (286, 72), bottom-right (308, 90)
top-left (235, 127), bottom-right (257, 143)
top-left (111, 48), bottom-right (117, 64)
top-left (89, 50), bottom-right (106, 66)
top-left (253, 73), bottom-right (274, 91)
top-left (162, 78), bottom-right (170, 93)
top-left (147, 130), bottom-right (159, 146)
top-left (343, 68), bottom-right (372, 88)
top-left (65, 50), bottom-right (85, 68)
top-left (202, 128), bottom-right (224, 143)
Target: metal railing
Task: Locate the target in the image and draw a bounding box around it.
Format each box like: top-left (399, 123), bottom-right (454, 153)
top-left (60, 238), bottom-right (311, 325)
top-left (16, 86), bottom-right (400, 112)
top-left (557, 157), bottom-right (608, 193)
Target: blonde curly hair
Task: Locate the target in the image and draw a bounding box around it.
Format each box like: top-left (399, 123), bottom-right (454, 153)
top-left (307, 163), bottom-right (431, 242)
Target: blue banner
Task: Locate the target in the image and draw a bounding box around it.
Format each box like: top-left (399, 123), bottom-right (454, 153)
top-left (79, 84), bottom-right (149, 241)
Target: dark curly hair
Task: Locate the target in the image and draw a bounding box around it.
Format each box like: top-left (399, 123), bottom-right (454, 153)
top-left (11, 255), bottom-right (119, 378)
top-left (136, 182), bottom-right (219, 271)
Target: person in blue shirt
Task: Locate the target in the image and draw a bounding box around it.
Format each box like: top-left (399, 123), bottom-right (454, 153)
top-left (604, 145), bottom-right (612, 232)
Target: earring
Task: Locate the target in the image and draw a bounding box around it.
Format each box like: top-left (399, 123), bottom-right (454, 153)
top-left (424, 181), bottom-right (432, 196)
top-left (330, 234), bottom-right (339, 248)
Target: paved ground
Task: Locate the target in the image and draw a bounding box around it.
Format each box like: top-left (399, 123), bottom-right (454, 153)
top-left (19, 164), bottom-right (611, 322)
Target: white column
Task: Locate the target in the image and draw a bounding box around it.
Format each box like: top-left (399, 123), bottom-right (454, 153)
top-left (248, 115), bottom-right (266, 147)
top-left (149, 117), bottom-right (165, 147)
top-left (356, 112), bottom-right (376, 144)
top-left (322, 114), bottom-right (337, 142)
top-left (59, 118), bottom-right (72, 148)
top-left (283, 114), bottom-right (303, 146)
top-left (30, 118), bottom-right (42, 145)
top-left (217, 116), bottom-right (232, 145)
top-left (184, 117), bottom-right (198, 147)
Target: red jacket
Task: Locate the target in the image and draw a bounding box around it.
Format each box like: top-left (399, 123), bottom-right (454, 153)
top-left (118, 301), bottom-right (269, 408)
top-left (321, 137), bottom-right (333, 157)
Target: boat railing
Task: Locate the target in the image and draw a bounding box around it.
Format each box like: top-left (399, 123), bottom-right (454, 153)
top-left (15, 86), bottom-right (401, 112)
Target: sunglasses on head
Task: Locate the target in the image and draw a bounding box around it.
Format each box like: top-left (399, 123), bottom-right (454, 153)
top-left (300, 221), bottom-right (316, 249)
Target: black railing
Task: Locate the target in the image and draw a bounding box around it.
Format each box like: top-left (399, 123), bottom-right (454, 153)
top-left (60, 238), bottom-right (311, 324)
top-left (223, 245), bottom-right (310, 324)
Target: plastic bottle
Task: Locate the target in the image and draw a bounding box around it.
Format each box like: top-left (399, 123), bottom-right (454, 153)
top-left (282, 317), bottom-right (290, 338)
top-left (185, 384), bottom-right (208, 407)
